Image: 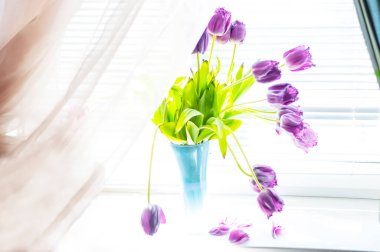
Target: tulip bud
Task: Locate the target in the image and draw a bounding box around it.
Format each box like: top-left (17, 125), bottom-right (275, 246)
top-left (192, 28), bottom-right (210, 54)
top-left (141, 204), bottom-right (166, 235)
top-left (251, 60), bottom-right (281, 83)
top-left (250, 165), bottom-right (278, 192)
top-left (230, 20), bottom-right (246, 44)
top-left (284, 45), bottom-right (315, 72)
top-left (229, 229), bottom-right (250, 244)
top-left (267, 83), bottom-right (299, 105)
top-left (257, 189), bottom-right (284, 219)
top-left (207, 7), bottom-right (232, 36)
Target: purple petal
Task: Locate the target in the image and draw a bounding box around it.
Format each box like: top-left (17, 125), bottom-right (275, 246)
top-left (209, 224), bottom-right (230, 236)
top-left (229, 229), bottom-right (250, 244)
top-left (272, 225), bottom-right (283, 239)
top-left (293, 123), bottom-right (318, 152)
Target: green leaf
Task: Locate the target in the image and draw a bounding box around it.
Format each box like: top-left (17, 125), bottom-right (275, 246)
top-left (152, 99), bottom-right (166, 125)
top-left (223, 119), bottom-right (242, 133)
top-left (198, 84), bottom-right (215, 120)
top-left (182, 78), bottom-right (197, 109)
top-left (196, 127), bottom-right (215, 143)
top-left (185, 121), bottom-right (199, 144)
top-left (232, 75), bottom-right (255, 102)
top-left (159, 122), bottom-right (186, 144)
top-left (175, 108), bottom-right (204, 133)
top-left (235, 63), bottom-right (244, 80)
top-left (215, 57), bottom-right (221, 76)
top-left (198, 60), bottom-right (210, 94)
top-left (207, 117), bottom-right (227, 158)
top-left (173, 76), bottom-right (187, 87)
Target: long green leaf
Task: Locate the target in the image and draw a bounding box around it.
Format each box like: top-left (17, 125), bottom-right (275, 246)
top-left (185, 121), bottom-right (199, 144)
top-left (207, 117), bottom-right (227, 158)
top-left (159, 122), bottom-right (186, 144)
top-left (175, 108), bottom-right (204, 133)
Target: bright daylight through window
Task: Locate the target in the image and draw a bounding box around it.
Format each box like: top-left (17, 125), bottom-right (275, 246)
top-left (101, 0), bottom-right (380, 199)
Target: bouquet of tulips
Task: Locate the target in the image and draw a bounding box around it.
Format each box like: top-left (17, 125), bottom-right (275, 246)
top-left (141, 7), bottom-right (317, 242)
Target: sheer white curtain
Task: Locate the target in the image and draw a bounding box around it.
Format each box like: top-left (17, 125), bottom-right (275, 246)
top-left (0, 0), bottom-right (208, 250)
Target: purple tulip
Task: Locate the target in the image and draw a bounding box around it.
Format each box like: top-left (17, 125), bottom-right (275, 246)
top-left (230, 20), bottom-right (246, 44)
top-left (207, 7), bottom-right (232, 36)
top-left (229, 229), bottom-right (250, 244)
top-left (267, 83), bottom-right (299, 105)
top-left (209, 224), bottom-right (230, 236)
top-left (250, 165), bottom-right (278, 192)
top-left (216, 26), bottom-right (231, 44)
top-left (257, 189), bottom-right (284, 219)
top-left (192, 28), bottom-right (210, 54)
top-left (276, 105), bottom-right (303, 134)
top-left (278, 105), bottom-right (303, 118)
top-left (279, 112), bottom-right (304, 136)
top-left (272, 224), bottom-right (283, 239)
top-left (251, 60), bottom-right (281, 83)
top-left (141, 204), bottom-right (166, 235)
top-left (283, 45), bottom-right (315, 71)
top-left (293, 123), bottom-right (318, 152)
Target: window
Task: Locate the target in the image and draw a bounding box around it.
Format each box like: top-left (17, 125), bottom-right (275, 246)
top-left (99, 0), bottom-right (380, 200)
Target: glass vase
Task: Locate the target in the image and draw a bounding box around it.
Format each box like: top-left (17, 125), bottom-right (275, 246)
top-left (170, 141), bottom-right (209, 212)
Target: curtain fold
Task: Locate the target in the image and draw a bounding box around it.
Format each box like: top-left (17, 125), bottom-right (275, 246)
top-left (0, 0), bottom-right (208, 250)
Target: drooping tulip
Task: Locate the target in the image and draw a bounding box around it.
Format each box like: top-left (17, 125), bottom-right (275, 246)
top-left (207, 7), bottom-right (232, 36)
top-left (250, 165), bottom-right (278, 192)
top-left (251, 60), bottom-right (281, 83)
top-left (230, 20), bottom-right (246, 44)
top-left (192, 28), bottom-right (210, 54)
top-left (293, 123), bottom-right (318, 152)
top-left (257, 189), bottom-right (284, 219)
top-left (141, 204), bottom-right (166, 235)
top-left (267, 83), bottom-right (299, 105)
top-left (276, 105), bottom-right (304, 134)
top-left (278, 112), bottom-right (304, 137)
top-left (283, 45), bottom-right (315, 71)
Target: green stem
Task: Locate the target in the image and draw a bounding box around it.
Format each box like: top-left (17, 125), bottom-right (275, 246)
top-left (224, 75), bottom-right (252, 89)
top-left (197, 52), bottom-right (201, 85)
top-left (208, 35), bottom-right (216, 64)
top-left (227, 43), bottom-right (237, 82)
top-left (253, 115), bottom-right (280, 122)
top-left (219, 99), bottom-right (270, 114)
top-left (227, 143), bottom-right (251, 177)
top-left (231, 133), bottom-right (263, 191)
top-left (147, 127), bottom-right (160, 204)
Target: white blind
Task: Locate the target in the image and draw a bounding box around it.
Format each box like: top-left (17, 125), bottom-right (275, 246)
top-left (61, 0), bottom-right (380, 198)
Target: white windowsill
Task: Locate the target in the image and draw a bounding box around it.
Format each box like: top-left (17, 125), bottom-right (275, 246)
top-left (56, 192), bottom-right (380, 252)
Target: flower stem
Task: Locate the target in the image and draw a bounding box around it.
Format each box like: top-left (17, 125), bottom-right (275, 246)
top-left (147, 127), bottom-right (160, 204)
top-left (227, 43), bottom-right (237, 82)
top-left (197, 52), bottom-right (201, 86)
top-left (208, 35), bottom-right (216, 64)
top-left (225, 75), bottom-right (252, 89)
top-left (231, 133), bottom-right (264, 191)
top-left (227, 143), bottom-right (251, 177)
top-left (219, 99), bottom-right (271, 114)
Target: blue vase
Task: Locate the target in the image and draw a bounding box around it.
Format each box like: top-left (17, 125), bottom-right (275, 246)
top-left (171, 141), bottom-right (209, 211)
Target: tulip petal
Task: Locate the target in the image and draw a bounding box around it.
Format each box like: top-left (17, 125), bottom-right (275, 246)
top-left (229, 229), bottom-right (250, 244)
